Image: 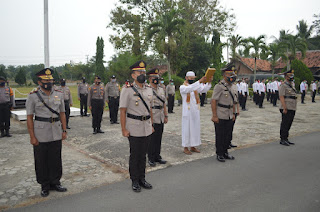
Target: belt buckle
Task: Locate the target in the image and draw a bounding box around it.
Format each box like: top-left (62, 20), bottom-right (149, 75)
top-left (141, 115), bottom-right (147, 121)
top-left (52, 117), bottom-right (55, 124)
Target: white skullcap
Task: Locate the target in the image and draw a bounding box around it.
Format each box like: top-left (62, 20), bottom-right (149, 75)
top-left (186, 71), bottom-right (195, 77)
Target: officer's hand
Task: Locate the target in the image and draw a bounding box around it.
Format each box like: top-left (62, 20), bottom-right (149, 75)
top-left (89, 106), bottom-right (92, 110)
top-left (70, 104), bottom-right (73, 107)
top-left (122, 129), bottom-right (130, 137)
top-left (30, 137), bottom-right (39, 146)
top-left (283, 108), bottom-right (287, 114)
top-left (10, 107), bottom-right (13, 111)
top-left (78, 98), bottom-right (80, 101)
top-left (152, 126), bottom-right (155, 133)
top-left (232, 114), bottom-right (236, 121)
top-left (62, 132), bottom-right (67, 140)
top-left (164, 117), bottom-right (168, 124)
top-left (211, 115), bottom-right (219, 123)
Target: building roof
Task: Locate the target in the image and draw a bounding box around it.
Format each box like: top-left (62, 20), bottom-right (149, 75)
top-left (238, 57), bottom-right (272, 72)
top-left (275, 50), bottom-right (320, 69)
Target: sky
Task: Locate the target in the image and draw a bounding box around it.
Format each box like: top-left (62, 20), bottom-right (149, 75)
top-left (0, 0), bottom-right (319, 66)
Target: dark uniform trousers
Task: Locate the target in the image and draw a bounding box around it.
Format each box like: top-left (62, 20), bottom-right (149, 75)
top-left (238, 92), bottom-right (242, 108)
top-left (259, 92), bottom-right (265, 108)
top-left (0, 102), bottom-right (11, 131)
top-left (148, 123), bottom-right (164, 162)
top-left (241, 93), bottom-right (247, 110)
top-left (200, 93), bottom-right (206, 106)
top-left (214, 119), bottom-right (233, 156)
top-left (64, 100), bottom-right (70, 126)
top-left (253, 92), bottom-right (258, 105)
top-left (229, 114), bottom-right (237, 146)
top-left (168, 94), bottom-right (174, 113)
top-left (280, 109), bottom-right (295, 140)
top-left (33, 140), bottom-right (62, 190)
top-left (312, 91), bottom-right (316, 102)
top-left (267, 89), bottom-right (271, 101)
top-left (301, 90), bottom-right (305, 103)
top-left (273, 91), bottom-right (279, 106)
top-left (108, 96), bottom-right (119, 123)
top-left (270, 92), bottom-right (274, 104)
top-left (91, 99), bottom-right (104, 129)
top-left (80, 94), bottom-right (88, 116)
top-left (129, 135), bottom-right (150, 181)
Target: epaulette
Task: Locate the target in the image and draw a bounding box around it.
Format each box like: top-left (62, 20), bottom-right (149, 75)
top-left (54, 89), bottom-right (63, 93)
top-left (145, 84), bottom-right (151, 88)
top-left (29, 89), bottom-right (39, 94)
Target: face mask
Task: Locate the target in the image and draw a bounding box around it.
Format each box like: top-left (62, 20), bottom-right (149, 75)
top-left (96, 81), bottom-right (101, 85)
top-left (83, 80), bottom-right (86, 83)
top-left (0, 82), bottom-right (5, 86)
top-left (61, 82), bottom-right (66, 86)
top-left (160, 80), bottom-right (164, 84)
top-left (137, 74), bottom-right (146, 83)
top-left (41, 82), bottom-right (53, 91)
top-left (188, 80), bottom-right (194, 84)
top-left (112, 79), bottom-right (116, 83)
top-left (171, 82), bottom-right (174, 85)
top-left (226, 76), bottom-right (236, 83)
top-left (152, 78), bottom-right (159, 84)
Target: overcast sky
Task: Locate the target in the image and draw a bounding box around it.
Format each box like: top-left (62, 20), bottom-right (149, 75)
top-left (0, 0), bottom-right (319, 66)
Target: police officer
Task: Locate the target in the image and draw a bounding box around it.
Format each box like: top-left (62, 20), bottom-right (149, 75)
top-left (279, 70), bottom-right (297, 146)
top-left (229, 80), bottom-right (239, 149)
top-left (88, 76), bottom-right (105, 134)
top-left (166, 79), bottom-right (175, 113)
top-left (0, 76), bottom-right (14, 137)
top-left (211, 66), bottom-right (237, 162)
top-left (59, 79), bottom-right (73, 129)
top-left (120, 60), bottom-right (153, 192)
top-left (26, 68), bottom-right (67, 197)
top-left (78, 77), bottom-right (89, 117)
top-left (147, 68), bottom-right (168, 167)
top-left (105, 75), bottom-right (120, 124)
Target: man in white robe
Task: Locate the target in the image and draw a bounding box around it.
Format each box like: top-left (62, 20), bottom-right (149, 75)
top-left (180, 71), bottom-right (212, 155)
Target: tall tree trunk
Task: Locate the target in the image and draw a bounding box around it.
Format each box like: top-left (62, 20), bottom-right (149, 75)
top-left (254, 57), bottom-right (257, 82)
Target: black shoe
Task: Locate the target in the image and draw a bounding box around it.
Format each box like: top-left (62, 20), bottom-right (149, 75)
top-left (93, 128), bottom-right (97, 134)
top-left (216, 155), bottom-right (225, 162)
top-left (224, 153), bottom-right (235, 160)
top-left (286, 140), bottom-right (295, 145)
top-left (148, 160), bottom-right (156, 167)
top-left (139, 179), bottom-right (153, 189)
top-left (114, 121), bottom-right (119, 124)
top-left (110, 121), bottom-right (114, 124)
top-left (66, 126), bottom-right (71, 129)
top-left (229, 143), bottom-right (237, 148)
top-left (280, 140), bottom-right (290, 146)
top-left (155, 158), bottom-right (167, 164)
top-left (0, 130), bottom-right (5, 138)
top-left (50, 184), bottom-right (67, 192)
top-left (97, 128), bottom-right (104, 133)
top-left (301, 102), bottom-right (305, 104)
top-left (5, 130), bottom-right (12, 137)
top-left (132, 181), bottom-right (141, 192)
top-left (41, 189), bottom-right (49, 197)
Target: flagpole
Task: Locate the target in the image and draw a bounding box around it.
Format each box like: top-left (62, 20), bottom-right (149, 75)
top-left (44, 0), bottom-right (50, 68)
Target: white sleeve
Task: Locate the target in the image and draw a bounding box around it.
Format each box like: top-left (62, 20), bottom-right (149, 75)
top-left (179, 81), bottom-right (201, 94)
top-left (258, 84), bottom-right (262, 94)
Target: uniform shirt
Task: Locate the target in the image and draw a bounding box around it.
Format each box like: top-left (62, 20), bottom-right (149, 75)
top-left (77, 82), bottom-right (89, 98)
top-left (237, 83), bottom-right (241, 93)
top-left (151, 85), bottom-right (166, 124)
top-left (267, 82), bottom-right (271, 91)
top-left (58, 86), bottom-right (73, 105)
top-left (300, 82), bottom-right (306, 92)
top-left (0, 86), bottom-right (15, 106)
top-left (312, 83), bottom-right (317, 91)
top-left (279, 81), bottom-right (297, 111)
top-left (231, 83), bottom-right (239, 113)
top-left (105, 81), bottom-right (120, 98)
top-left (240, 82), bottom-right (248, 95)
top-left (253, 82), bottom-right (258, 93)
top-left (272, 80), bottom-right (280, 92)
top-left (211, 79), bottom-right (235, 120)
top-left (26, 87), bottom-right (65, 143)
top-left (119, 82), bottom-right (153, 137)
top-left (88, 84), bottom-right (105, 107)
top-left (166, 84), bottom-right (175, 97)
top-left (258, 82), bottom-right (266, 94)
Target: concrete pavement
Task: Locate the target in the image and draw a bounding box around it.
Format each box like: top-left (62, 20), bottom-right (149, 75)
top-left (9, 131), bottom-right (320, 212)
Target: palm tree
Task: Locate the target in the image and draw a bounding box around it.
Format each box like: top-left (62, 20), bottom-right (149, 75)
top-left (268, 43), bottom-right (286, 79)
top-left (147, 8), bottom-right (185, 79)
top-left (228, 34), bottom-right (245, 60)
top-left (244, 35), bottom-right (267, 81)
top-left (281, 34), bottom-right (307, 70)
top-left (296, 20), bottom-right (314, 49)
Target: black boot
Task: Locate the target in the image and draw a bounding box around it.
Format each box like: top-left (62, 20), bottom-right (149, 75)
top-left (0, 130), bottom-right (5, 138)
top-left (97, 128), bottom-right (104, 133)
top-left (93, 128), bottom-right (97, 134)
top-left (5, 129), bottom-right (12, 137)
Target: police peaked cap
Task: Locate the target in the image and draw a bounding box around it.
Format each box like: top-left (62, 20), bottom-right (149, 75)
top-left (147, 68), bottom-right (160, 76)
top-left (36, 68), bottom-right (54, 80)
top-left (130, 60), bottom-right (147, 71)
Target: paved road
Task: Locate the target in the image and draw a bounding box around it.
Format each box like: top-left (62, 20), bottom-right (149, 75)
top-left (10, 132), bottom-right (320, 212)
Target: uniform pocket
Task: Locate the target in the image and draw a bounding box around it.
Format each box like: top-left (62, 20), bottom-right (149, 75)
top-left (34, 121), bottom-right (45, 129)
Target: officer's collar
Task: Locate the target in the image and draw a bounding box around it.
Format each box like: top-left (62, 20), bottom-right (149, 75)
top-left (133, 81), bottom-right (145, 89)
top-left (38, 86), bottom-right (54, 95)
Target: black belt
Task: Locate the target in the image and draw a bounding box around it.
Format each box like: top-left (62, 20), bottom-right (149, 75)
top-left (218, 103), bottom-right (232, 109)
top-left (109, 96), bottom-right (119, 99)
top-left (35, 116), bottom-right (60, 123)
top-left (64, 100), bottom-right (69, 102)
top-left (127, 113), bottom-right (150, 121)
top-left (152, 106), bottom-right (163, 109)
top-left (284, 96), bottom-right (297, 99)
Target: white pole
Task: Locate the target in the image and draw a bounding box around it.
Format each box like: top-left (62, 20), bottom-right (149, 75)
top-left (44, 0), bottom-right (50, 68)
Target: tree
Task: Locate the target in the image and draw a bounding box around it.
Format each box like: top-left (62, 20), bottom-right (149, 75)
top-left (0, 65), bottom-right (7, 79)
top-left (283, 59), bottom-right (313, 90)
top-left (268, 43), bottom-right (286, 79)
top-left (30, 64), bottom-right (45, 85)
top-left (228, 34), bottom-right (245, 60)
top-left (296, 19), bottom-right (315, 49)
top-left (95, 37), bottom-right (106, 82)
top-left (15, 68), bottom-right (26, 86)
top-left (147, 5), bottom-right (186, 79)
top-left (244, 35), bottom-right (267, 81)
top-left (312, 13), bottom-right (320, 36)
top-left (281, 34), bottom-right (307, 66)
top-left (210, 29), bottom-right (223, 85)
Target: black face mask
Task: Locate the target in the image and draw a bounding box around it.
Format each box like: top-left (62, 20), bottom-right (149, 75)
top-left (83, 80), bottom-right (86, 83)
top-left (226, 76), bottom-right (236, 83)
top-left (188, 80), bottom-right (194, 84)
top-left (41, 82), bottom-right (53, 91)
top-left (152, 78), bottom-right (159, 84)
top-left (137, 74), bottom-right (146, 83)
top-left (61, 82), bottom-right (66, 86)
top-left (96, 81), bottom-right (101, 85)
top-left (288, 77), bottom-right (294, 82)
top-left (0, 82), bottom-right (5, 87)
